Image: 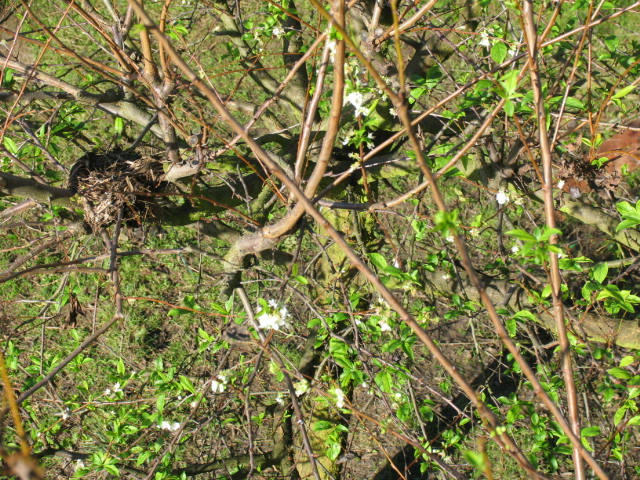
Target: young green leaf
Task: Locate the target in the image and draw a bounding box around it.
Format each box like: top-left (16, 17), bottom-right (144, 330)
top-left (490, 42), bottom-right (508, 63)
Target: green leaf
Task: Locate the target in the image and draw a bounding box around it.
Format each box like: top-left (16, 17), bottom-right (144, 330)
top-left (116, 358), bottom-right (125, 376)
top-left (179, 375), bottom-right (196, 394)
top-left (326, 440), bottom-right (342, 461)
top-left (612, 84), bottom-right (636, 100)
top-left (627, 415), bottom-right (640, 426)
top-left (269, 361), bottom-right (284, 382)
top-left (463, 450), bottom-right (486, 469)
top-left (512, 310), bottom-right (537, 322)
top-left (608, 367), bottom-right (631, 380)
top-left (614, 405), bottom-right (627, 425)
top-left (311, 420), bottom-right (334, 431)
top-left (619, 355), bottom-right (635, 368)
top-left (504, 99), bottom-right (515, 116)
top-left (156, 393), bottom-right (166, 413)
top-left (506, 229), bottom-right (536, 242)
top-left (368, 252), bottom-right (388, 270)
top-left (505, 316), bottom-right (516, 336)
top-left (490, 42), bottom-right (508, 63)
top-left (103, 463), bottom-right (120, 476)
top-left (616, 200), bottom-right (640, 231)
top-left (564, 96), bottom-right (585, 111)
top-left (499, 70), bottom-right (520, 97)
top-left (136, 450), bottom-right (153, 466)
top-left (114, 117), bottom-right (124, 135)
top-left (3, 136), bottom-right (18, 155)
top-left (591, 263), bottom-right (608, 283)
top-left (604, 34), bottom-right (619, 51)
top-left (374, 370), bottom-right (393, 393)
top-left (130, 23), bottom-right (146, 36)
top-left (581, 425), bottom-right (600, 437)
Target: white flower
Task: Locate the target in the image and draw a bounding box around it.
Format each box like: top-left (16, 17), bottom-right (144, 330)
top-left (344, 91), bottom-right (368, 117)
top-left (211, 374), bottom-right (227, 393)
top-left (445, 235), bottom-right (454, 243)
top-left (104, 382), bottom-right (122, 396)
top-left (257, 312), bottom-right (284, 331)
top-left (557, 180), bottom-right (565, 189)
top-left (326, 39), bottom-right (337, 62)
top-left (294, 380), bottom-right (309, 396)
top-left (275, 394), bottom-right (285, 405)
top-left (496, 190), bottom-right (509, 205)
top-left (272, 26), bottom-right (285, 37)
top-left (376, 297), bottom-right (389, 308)
top-left (511, 245), bottom-right (520, 254)
top-left (478, 30), bottom-right (491, 48)
top-left (379, 319), bottom-right (392, 332)
top-left (333, 388), bottom-right (345, 408)
top-left (74, 459), bottom-right (85, 471)
top-left (257, 300), bottom-right (290, 331)
top-left (159, 420), bottom-right (180, 432)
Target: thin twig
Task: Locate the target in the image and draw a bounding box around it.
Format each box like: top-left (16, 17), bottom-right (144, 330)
top-left (521, 2), bottom-right (586, 478)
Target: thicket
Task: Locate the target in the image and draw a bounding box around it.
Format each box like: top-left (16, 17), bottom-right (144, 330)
top-left (1, 0), bottom-right (640, 479)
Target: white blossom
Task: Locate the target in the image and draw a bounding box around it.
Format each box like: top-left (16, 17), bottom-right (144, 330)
top-left (159, 420), bottom-right (180, 432)
top-left (257, 300), bottom-right (290, 331)
top-left (379, 319), bottom-right (392, 332)
top-left (496, 190), bottom-right (509, 205)
top-left (326, 39), bottom-right (337, 62)
top-left (376, 297), bottom-right (389, 308)
top-left (333, 388), bottom-right (345, 408)
top-left (104, 382), bottom-right (122, 396)
top-left (211, 374), bottom-right (227, 393)
top-left (272, 26), bottom-right (285, 37)
top-left (74, 459), bottom-right (85, 471)
top-left (57, 408), bottom-right (71, 420)
top-left (294, 380), bottom-right (309, 396)
top-left (344, 91), bottom-right (368, 117)
top-left (557, 180), bottom-right (565, 189)
top-left (511, 245), bottom-right (520, 254)
top-left (478, 31), bottom-right (491, 48)
top-left (275, 394), bottom-right (285, 405)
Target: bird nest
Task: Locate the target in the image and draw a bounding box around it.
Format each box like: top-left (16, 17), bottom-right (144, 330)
top-left (68, 149), bottom-right (168, 230)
